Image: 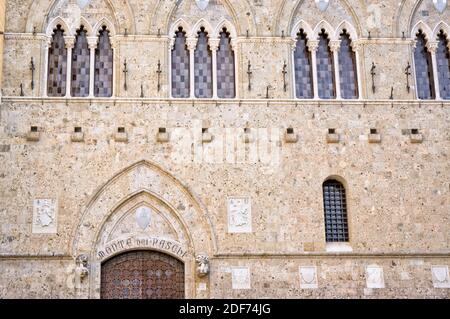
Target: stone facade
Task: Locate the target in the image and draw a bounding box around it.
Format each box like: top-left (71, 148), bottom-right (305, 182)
top-left (0, 0), bottom-right (449, 299)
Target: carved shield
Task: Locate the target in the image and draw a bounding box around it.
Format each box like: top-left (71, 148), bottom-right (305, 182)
top-left (432, 266), bottom-right (448, 282)
top-left (77, 0), bottom-right (91, 9)
top-left (135, 206), bottom-right (151, 230)
top-left (315, 0), bottom-right (330, 12)
top-left (300, 267), bottom-right (316, 284)
top-left (196, 0), bottom-right (209, 11)
top-left (433, 0), bottom-right (447, 13)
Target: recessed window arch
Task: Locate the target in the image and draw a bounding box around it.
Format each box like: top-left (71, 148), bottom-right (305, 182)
top-left (194, 26), bottom-right (213, 98)
top-left (323, 179), bottom-right (349, 242)
top-left (95, 25), bottom-right (114, 97)
top-left (436, 30), bottom-right (450, 99)
top-left (71, 25), bottom-right (90, 97)
top-left (294, 29), bottom-right (314, 99)
top-left (171, 27), bottom-right (190, 98)
top-left (414, 30), bottom-right (435, 99)
top-left (217, 27), bottom-right (236, 99)
top-left (316, 29), bottom-right (336, 99)
top-left (47, 24), bottom-right (67, 97)
top-left (338, 29), bottom-right (358, 99)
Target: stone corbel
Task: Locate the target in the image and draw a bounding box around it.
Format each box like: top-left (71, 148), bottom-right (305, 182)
top-left (75, 254), bottom-right (89, 282)
top-left (196, 254), bottom-right (210, 278)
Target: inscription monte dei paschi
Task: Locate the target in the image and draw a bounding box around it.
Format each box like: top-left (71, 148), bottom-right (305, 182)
top-left (97, 237), bottom-right (189, 260)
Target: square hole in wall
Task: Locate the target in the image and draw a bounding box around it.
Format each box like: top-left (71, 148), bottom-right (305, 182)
top-left (287, 128), bottom-right (294, 134)
top-left (118, 127), bottom-right (125, 133)
top-left (328, 128), bottom-right (336, 134)
top-left (159, 127), bottom-right (166, 133)
top-left (31, 126), bottom-right (38, 132)
top-left (74, 127), bottom-right (82, 133)
top-left (411, 128), bottom-right (420, 135)
top-left (370, 128), bottom-right (378, 134)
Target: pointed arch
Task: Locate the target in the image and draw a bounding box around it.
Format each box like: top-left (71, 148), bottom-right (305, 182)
top-left (213, 19), bottom-right (238, 39)
top-left (432, 21), bottom-right (450, 40)
top-left (45, 16), bottom-right (71, 36)
top-left (93, 17), bottom-right (116, 36)
top-left (335, 20), bottom-right (358, 41)
top-left (291, 19), bottom-right (314, 39)
top-left (191, 18), bottom-right (214, 38)
top-left (170, 18), bottom-right (191, 37)
top-left (411, 20), bottom-right (433, 41)
top-left (78, 16), bottom-right (94, 37)
top-left (71, 159), bottom-right (216, 257)
top-left (313, 20), bottom-right (336, 41)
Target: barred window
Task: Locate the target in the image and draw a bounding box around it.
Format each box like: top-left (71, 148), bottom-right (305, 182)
top-left (338, 30), bottom-right (358, 99)
top-left (294, 29), bottom-right (313, 99)
top-left (436, 30), bottom-right (450, 100)
top-left (316, 29), bottom-right (335, 99)
top-left (217, 28), bottom-right (235, 99)
top-left (171, 27), bottom-right (190, 98)
top-left (194, 27), bottom-right (213, 98)
top-left (414, 30), bottom-right (435, 99)
top-left (95, 26), bottom-right (113, 97)
top-left (71, 26), bottom-right (90, 97)
top-left (47, 25), bottom-right (67, 97)
top-left (323, 179), bottom-right (349, 242)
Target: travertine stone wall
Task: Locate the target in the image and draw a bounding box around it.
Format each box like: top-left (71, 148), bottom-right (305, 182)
top-left (0, 0), bottom-right (449, 299)
top-left (0, 0), bottom-right (5, 96)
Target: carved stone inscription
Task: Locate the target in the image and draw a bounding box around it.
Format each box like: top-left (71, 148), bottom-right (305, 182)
top-left (365, 265), bottom-right (385, 289)
top-left (231, 267), bottom-right (251, 290)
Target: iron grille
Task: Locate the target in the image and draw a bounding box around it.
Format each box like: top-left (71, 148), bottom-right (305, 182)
top-left (323, 179), bottom-right (349, 242)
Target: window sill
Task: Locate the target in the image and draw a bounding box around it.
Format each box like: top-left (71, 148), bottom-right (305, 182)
top-left (326, 242), bottom-right (353, 253)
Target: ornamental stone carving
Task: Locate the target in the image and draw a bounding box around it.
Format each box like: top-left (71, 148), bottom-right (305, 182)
top-left (196, 254), bottom-right (210, 278)
top-left (228, 197), bottom-right (252, 233)
top-left (75, 254), bottom-right (89, 282)
top-left (32, 199), bottom-right (58, 234)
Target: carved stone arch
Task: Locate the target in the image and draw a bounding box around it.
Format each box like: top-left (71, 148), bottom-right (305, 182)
top-left (151, 0), bottom-right (255, 37)
top-left (191, 18), bottom-right (214, 38)
top-left (290, 19), bottom-right (314, 39)
top-left (335, 20), bottom-right (358, 41)
top-left (71, 160), bottom-right (216, 298)
top-left (45, 16), bottom-right (72, 36)
top-left (411, 20), bottom-right (433, 40)
top-left (213, 19), bottom-right (238, 39)
top-left (93, 17), bottom-right (116, 36)
top-left (432, 21), bottom-right (450, 40)
top-left (78, 16), bottom-right (94, 37)
top-left (275, 0), bottom-right (362, 38)
top-left (313, 20), bottom-right (336, 41)
top-left (25, 0), bottom-right (135, 34)
top-left (169, 18), bottom-right (192, 37)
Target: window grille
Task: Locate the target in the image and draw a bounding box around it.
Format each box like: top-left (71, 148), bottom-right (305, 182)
top-left (323, 179), bottom-right (349, 242)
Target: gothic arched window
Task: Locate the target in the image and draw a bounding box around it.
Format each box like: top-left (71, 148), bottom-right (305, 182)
top-left (323, 179), bottom-right (349, 242)
top-left (194, 27), bottom-right (213, 98)
top-left (436, 30), bottom-right (450, 99)
top-left (294, 29), bottom-right (313, 99)
top-left (217, 28), bottom-right (235, 99)
top-left (47, 25), bottom-right (67, 97)
top-left (414, 30), bottom-right (435, 99)
top-left (338, 30), bottom-right (358, 99)
top-left (171, 27), bottom-right (190, 98)
top-left (95, 26), bottom-right (113, 97)
top-left (71, 26), bottom-right (90, 97)
top-left (316, 29), bottom-right (335, 99)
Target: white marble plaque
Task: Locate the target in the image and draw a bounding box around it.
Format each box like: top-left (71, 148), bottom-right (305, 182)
top-left (365, 265), bottom-right (385, 289)
top-left (197, 282), bottom-right (207, 291)
top-left (228, 197), bottom-right (252, 233)
top-left (135, 206), bottom-right (151, 230)
top-left (431, 265), bottom-right (450, 288)
top-left (231, 267), bottom-right (251, 290)
top-left (32, 199), bottom-right (58, 234)
top-left (299, 266), bottom-right (318, 289)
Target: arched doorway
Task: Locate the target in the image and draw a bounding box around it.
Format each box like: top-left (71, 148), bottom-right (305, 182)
top-left (100, 250), bottom-right (185, 299)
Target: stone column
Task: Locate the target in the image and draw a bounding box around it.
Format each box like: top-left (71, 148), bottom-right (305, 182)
top-left (352, 41), bottom-right (363, 99)
top-left (64, 36), bottom-right (75, 98)
top-left (42, 37), bottom-right (51, 98)
top-left (186, 37), bottom-right (198, 98)
top-left (330, 40), bottom-right (341, 99)
top-left (87, 37), bottom-right (97, 98)
top-left (110, 38), bottom-right (117, 97)
top-left (209, 38), bottom-right (220, 99)
top-left (169, 38), bottom-right (175, 98)
top-left (308, 40), bottom-right (319, 100)
top-left (230, 38), bottom-right (238, 99)
top-left (290, 39), bottom-right (297, 99)
top-left (427, 41), bottom-right (440, 100)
